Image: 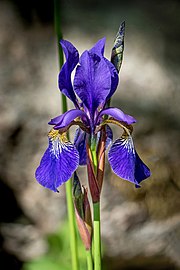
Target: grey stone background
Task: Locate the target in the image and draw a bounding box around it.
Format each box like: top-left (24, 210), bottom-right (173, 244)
top-left (0, 0), bottom-right (180, 269)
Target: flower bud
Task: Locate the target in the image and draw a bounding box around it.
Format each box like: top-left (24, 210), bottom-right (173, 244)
top-left (73, 172), bottom-right (92, 250)
top-left (86, 143), bottom-right (100, 203)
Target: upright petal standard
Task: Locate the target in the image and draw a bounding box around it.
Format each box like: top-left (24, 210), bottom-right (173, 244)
top-left (74, 50), bottom-right (111, 117)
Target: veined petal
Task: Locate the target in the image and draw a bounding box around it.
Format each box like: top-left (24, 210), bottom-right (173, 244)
top-left (108, 135), bottom-right (151, 186)
top-left (48, 109), bottom-right (89, 129)
top-left (97, 107), bottom-right (136, 125)
top-left (59, 40), bottom-right (79, 105)
top-left (74, 50), bottom-right (111, 116)
top-left (35, 129), bottom-right (79, 192)
top-left (74, 128), bottom-right (87, 165)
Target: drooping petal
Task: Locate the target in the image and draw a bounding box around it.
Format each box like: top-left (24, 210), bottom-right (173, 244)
top-left (48, 109), bottom-right (89, 130)
top-left (74, 128), bottom-right (87, 165)
top-left (134, 151), bottom-right (151, 185)
top-left (58, 40), bottom-right (79, 105)
top-left (97, 107), bottom-right (136, 125)
top-left (35, 129), bottom-right (79, 192)
top-left (108, 135), bottom-right (151, 186)
top-left (74, 50), bottom-right (111, 116)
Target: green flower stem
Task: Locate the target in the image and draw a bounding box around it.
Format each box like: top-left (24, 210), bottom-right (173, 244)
top-left (93, 202), bottom-right (101, 270)
top-left (86, 249), bottom-right (93, 270)
top-left (65, 180), bottom-right (79, 270)
top-left (91, 136), bottom-right (98, 174)
top-left (90, 136), bottom-right (101, 270)
top-left (54, 1), bottom-right (79, 270)
top-left (54, 0), bottom-right (63, 69)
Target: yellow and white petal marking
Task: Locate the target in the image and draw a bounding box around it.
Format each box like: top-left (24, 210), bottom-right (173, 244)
top-left (35, 128), bottom-right (79, 192)
top-left (48, 129), bottom-right (72, 157)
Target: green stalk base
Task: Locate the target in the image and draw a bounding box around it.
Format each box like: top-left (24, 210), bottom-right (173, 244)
top-left (86, 249), bottom-right (93, 270)
top-left (65, 179), bottom-right (79, 270)
top-left (93, 202), bottom-right (101, 270)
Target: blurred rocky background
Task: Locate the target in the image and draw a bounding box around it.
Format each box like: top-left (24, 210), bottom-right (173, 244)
top-left (0, 0), bottom-right (180, 269)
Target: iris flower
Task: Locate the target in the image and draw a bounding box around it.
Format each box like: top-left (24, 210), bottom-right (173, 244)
top-left (35, 36), bottom-right (150, 192)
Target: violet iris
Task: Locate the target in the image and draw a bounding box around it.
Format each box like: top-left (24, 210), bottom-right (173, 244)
top-left (35, 34), bottom-right (150, 192)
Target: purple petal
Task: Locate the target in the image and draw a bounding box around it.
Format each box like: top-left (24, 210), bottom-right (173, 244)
top-left (105, 60), bottom-right (119, 101)
top-left (74, 128), bottom-right (87, 165)
top-left (48, 114), bottom-right (65, 125)
top-left (108, 136), bottom-right (151, 186)
top-left (48, 109), bottom-right (89, 129)
top-left (134, 151), bottom-right (151, 185)
top-left (89, 38), bottom-right (106, 56)
top-left (59, 40), bottom-right (79, 105)
top-left (89, 38), bottom-right (119, 101)
top-left (97, 107), bottom-right (136, 125)
top-left (35, 130), bottom-right (79, 192)
top-left (74, 50), bottom-right (111, 116)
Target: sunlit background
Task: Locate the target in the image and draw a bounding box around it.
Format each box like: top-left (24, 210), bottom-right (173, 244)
top-left (0, 0), bottom-right (180, 269)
